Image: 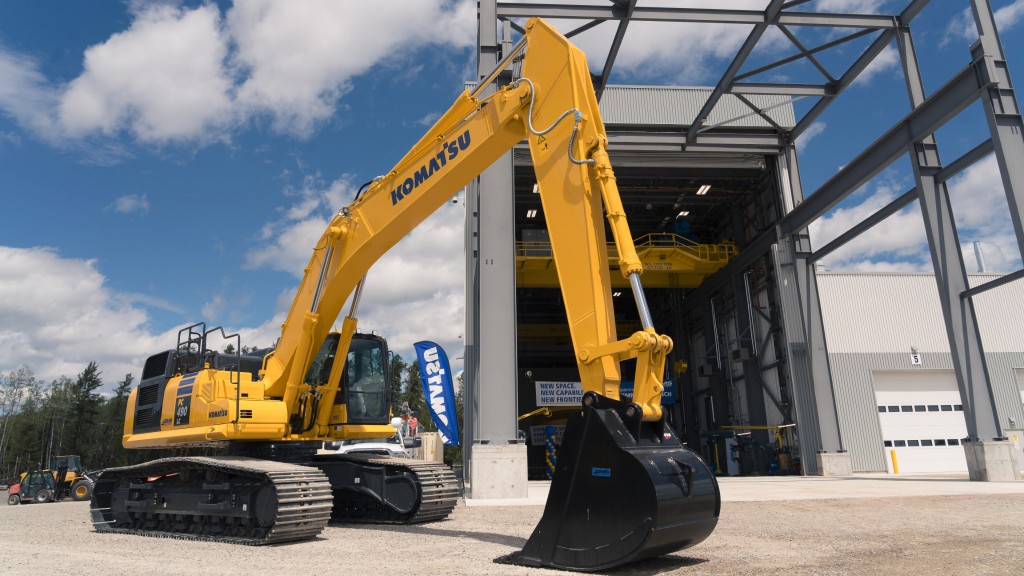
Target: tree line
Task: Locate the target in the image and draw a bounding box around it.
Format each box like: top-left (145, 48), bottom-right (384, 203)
top-left (0, 363), bottom-right (136, 483)
top-left (0, 353), bottom-right (463, 482)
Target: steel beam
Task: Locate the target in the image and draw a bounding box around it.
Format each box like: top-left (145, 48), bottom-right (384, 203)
top-left (810, 188), bottom-right (917, 263)
top-left (732, 83), bottom-right (834, 97)
top-left (809, 138), bottom-right (993, 263)
top-left (594, 0), bottom-right (636, 100)
top-left (779, 61), bottom-right (991, 239)
top-left (791, 0), bottom-right (931, 139)
top-left (496, 4), bottom-right (898, 28)
top-left (734, 94), bottom-right (786, 133)
top-left (971, 0), bottom-right (1024, 260)
top-left (735, 28), bottom-right (873, 82)
top-left (605, 132), bottom-right (786, 155)
top-left (778, 24), bottom-right (835, 82)
top-left (686, 0), bottom-right (785, 144)
top-left (961, 268), bottom-right (1024, 299)
top-left (733, 273), bottom-right (772, 473)
top-left (772, 241), bottom-right (823, 473)
top-left (898, 23), bottom-right (1002, 441)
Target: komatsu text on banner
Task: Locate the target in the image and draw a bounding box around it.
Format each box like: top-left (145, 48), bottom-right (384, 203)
top-left (414, 341), bottom-right (460, 446)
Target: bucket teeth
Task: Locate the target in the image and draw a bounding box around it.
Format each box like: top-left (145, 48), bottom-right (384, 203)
top-left (502, 394), bottom-right (720, 572)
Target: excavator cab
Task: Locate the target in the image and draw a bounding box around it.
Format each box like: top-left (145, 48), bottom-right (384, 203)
top-left (342, 336), bottom-right (389, 423)
top-left (97, 16), bottom-right (716, 570)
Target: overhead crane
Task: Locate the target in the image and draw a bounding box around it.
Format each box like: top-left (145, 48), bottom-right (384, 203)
top-left (516, 232), bottom-right (736, 288)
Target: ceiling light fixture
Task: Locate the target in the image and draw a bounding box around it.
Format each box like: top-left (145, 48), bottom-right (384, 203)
top-left (677, 210), bottom-right (690, 218)
top-left (532, 183), bottom-right (540, 194)
top-left (613, 291), bottom-right (622, 297)
top-left (696, 184), bottom-right (711, 195)
top-left (526, 209), bottom-right (537, 218)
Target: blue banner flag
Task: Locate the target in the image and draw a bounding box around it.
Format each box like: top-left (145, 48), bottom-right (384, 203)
top-left (414, 341), bottom-right (460, 446)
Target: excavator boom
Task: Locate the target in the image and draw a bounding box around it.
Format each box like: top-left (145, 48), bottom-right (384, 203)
top-left (98, 18), bottom-right (719, 570)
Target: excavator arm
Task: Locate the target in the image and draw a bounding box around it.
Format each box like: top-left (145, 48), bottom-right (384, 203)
top-left (267, 19), bottom-right (718, 570)
top-left (264, 18), bottom-right (670, 435)
top-left (109, 18), bottom-right (718, 570)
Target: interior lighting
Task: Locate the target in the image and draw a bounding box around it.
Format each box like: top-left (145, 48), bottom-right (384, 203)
top-left (613, 291), bottom-right (622, 297)
top-left (777, 423), bottom-right (795, 429)
top-left (677, 210), bottom-right (690, 218)
top-left (526, 209), bottom-right (538, 218)
top-left (696, 184), bottom-right (711, 195)
top-left (532, 183), bottom-right (540, 194)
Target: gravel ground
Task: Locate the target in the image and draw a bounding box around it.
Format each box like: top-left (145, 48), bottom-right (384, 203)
top-left (1, 494), bottom-right (1022, 575)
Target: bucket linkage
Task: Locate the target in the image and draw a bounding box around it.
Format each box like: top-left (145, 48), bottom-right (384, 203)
top-left (499, 392), bottom-right (720, 571)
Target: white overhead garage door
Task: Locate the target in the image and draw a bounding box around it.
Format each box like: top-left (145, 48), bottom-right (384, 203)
top-left (873, 370), bottom-right (968, 474)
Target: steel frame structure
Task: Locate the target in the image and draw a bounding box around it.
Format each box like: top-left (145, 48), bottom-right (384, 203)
top-left (467, 0), bottom-right (1024, 477)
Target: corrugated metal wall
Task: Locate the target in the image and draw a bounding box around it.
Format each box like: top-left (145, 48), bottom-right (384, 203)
top-left (816, 273), bottom-right (1024, 354)
top-left (830, 353), bottom-right (953, 471)
top-left (599, 86), bottom-right (795, 128)
top-left (470, 82), bottom-right (796, 129)
top-left (818, 273), bottom-right (1024, 471)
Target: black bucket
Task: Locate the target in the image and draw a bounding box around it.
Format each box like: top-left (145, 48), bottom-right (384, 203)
top-left (501, 393), bottom-right (720, 571)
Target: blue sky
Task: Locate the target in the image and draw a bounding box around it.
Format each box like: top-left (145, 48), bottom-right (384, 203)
top-left (1, 0), bottom-right (1022, 387)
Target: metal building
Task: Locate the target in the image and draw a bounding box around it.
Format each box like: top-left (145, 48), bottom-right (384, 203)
top-left (463, 1), bottom-right (1024, 498)
top-left (818, 272), bottom-right (1024, 474)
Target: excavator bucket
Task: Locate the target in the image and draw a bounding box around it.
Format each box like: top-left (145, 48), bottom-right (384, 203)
top-left (501, 393), bottom-right (720, 572)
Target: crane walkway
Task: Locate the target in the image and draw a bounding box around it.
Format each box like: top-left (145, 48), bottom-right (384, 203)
top-left (516, 233), bottom-right (736, 288)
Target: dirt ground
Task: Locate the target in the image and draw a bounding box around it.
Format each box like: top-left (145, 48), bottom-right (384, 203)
top-left (1, 494), bottom-right (1022, 575)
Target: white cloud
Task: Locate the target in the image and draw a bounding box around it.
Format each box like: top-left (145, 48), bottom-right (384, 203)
top-left (227, 0), bottom-right (476, 137)
top-left (108, 194), bottom-right (150, 215)
top-left (59, 4), bottom-right (234, 143)
top-left (948, 154), bottom-right (1023, 272)
top-left (563, 0), bottom-right (781, 84)
top-left (815, 0), bottom-right (892, 12)
top-left (243, 175), bottom-right (466, 365)
top-left (0, 46), bottom-right (61, 142)
top-left (809, 176), bottom-right (932, 271)
top-left (7, 1), bottom-right (477, 147)
top-left (809, 154), bottom-right (1024, 273)
top-left (0, 246), bottom-right (177, 386)
top-left (853, 45), bottom-right (899, 86)
top-left (945, 0), bottom-right (1024, 46)
top-left (245, 175), bottom-right (355, 273)
top-left (795, 121), bottom-right (826, 154)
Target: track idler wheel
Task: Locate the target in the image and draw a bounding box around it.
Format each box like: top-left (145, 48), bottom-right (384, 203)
top-left (502, 393), bottom-right (720, 572)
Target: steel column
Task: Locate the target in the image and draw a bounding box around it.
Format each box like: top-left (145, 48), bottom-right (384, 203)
top-left (897, 24), bottom-right (1002, 441)
top-left (470, 0), bottom-right (520, 448)
top-left (772, 149), bottom-right (844, 474)
top-left (733, 272), bottom-right (771, 473)
top-left (971, 0), bottom-right (1024, 257)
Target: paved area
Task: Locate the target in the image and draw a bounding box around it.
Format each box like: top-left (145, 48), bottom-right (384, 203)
top-left (3, 475), bottom-right (1023, 575)
top-left (465, 472), bottom-right (1024, 506)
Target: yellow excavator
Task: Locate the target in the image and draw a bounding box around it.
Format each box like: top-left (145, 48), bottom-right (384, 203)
top-left (91, 18), bottom-right (719, 571)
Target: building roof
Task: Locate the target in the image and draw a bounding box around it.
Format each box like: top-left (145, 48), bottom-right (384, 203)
top-left (598, 85), bottom-right (794, 130)
top-left (467, 83), bottom-right (796, 130)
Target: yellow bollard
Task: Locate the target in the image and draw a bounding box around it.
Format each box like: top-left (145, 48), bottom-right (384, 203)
top-left (889, 449), bottom-right (900, 474)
